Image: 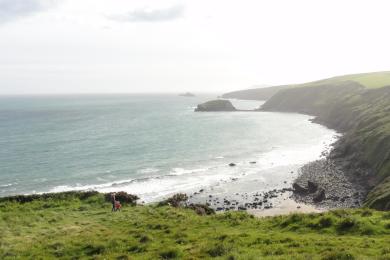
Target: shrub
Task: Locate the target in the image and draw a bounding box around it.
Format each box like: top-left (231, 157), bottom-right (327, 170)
top-left (360, 208), bottom-right (373, 217)
top-left (127, 244), bottom-right (146, 253)
top-left (318, 216), bottom-right (334, 228)
top-left (187, 203), bottom-right (215, 215)
top-left (337, 217), bottom-right (357, 232)
top-left (281, 213), bottom-right (304, 227)
top-left (104, 191), bottom-right (139, 206)
top-left (0, 191), bottom-right (99, 203)
top-left (158, 193), bottom-right (188, 208)
top-left (139, 235), bottom-right (151, 243)
top-left (206, 243), bottom-right (228, 257)
top-left (360, 223), bottom-right (376, 235)
top-left (83, 243), bottom-right (106, 256)
top-left (159, 248), bottom-right (181, 259)
top-left (332, 209), bottom-right (350, 218)
top-left (383, 212), bottom-right (390, 220)
top-left (384, 222), bottom-right (390, 229)
top-left (322, 251), bottom-right (355, 260)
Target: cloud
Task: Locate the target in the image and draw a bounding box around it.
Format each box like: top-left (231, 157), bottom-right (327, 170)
top-left (107, 4), bottom-right (184, 23)
top-left (0, 0), bottom-right (55, 24)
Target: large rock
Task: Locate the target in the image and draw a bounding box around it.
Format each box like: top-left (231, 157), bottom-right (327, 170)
top-left (307, 181), bottom-right (319, 193)
top-left (313, 188), bottom-right (326, 202)
top-left (293, 182), bottom-right (308, 194)
top-left (195, 100), bottom-right (237, 112)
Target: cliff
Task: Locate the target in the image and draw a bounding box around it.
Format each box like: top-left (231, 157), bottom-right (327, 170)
top-left (225, 72), bottom-right (390, 210)
top-left (222, 85), bottom-right (288, 100)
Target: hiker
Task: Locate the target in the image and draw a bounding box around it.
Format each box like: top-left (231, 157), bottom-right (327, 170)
top-left (111, 193), bottom-right (116, 212)
top-left (115, 200), bottom-right (122, 211)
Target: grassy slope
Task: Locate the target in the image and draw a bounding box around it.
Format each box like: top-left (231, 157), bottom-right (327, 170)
top-left (298, 71), bottom-right (390, 89)
top-left (1, 193), bottom-right (390, 259)
top-left (222, 71), bottom-right (390, 101)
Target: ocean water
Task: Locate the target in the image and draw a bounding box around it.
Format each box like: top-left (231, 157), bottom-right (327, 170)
top-left (0, 94), bottom-right (336, 202)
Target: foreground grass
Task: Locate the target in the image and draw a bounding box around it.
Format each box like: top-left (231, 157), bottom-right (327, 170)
top-left (1, 194), bottom-right (390, 259)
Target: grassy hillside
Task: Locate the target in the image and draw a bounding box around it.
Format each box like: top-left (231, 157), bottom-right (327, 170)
top-left (298, 71), bottom-right (390, 89)
top-left (223, 71), bottom-right (390, 101)
top-left (222, 85), bottom-right (288, 101)
top-left (1, 192), bottom-right (390, 259)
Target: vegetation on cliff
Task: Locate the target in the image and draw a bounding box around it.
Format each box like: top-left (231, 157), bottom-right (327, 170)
top-left (1, 192), bottom-right (390, 259)
top-left (224, 71), bottom-right (390, 210)
top-left (222, 85), bottom-right (288, 100)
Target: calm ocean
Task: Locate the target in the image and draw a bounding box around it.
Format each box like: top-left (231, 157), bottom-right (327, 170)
top-left (0, 94), bottom-right (336, 202)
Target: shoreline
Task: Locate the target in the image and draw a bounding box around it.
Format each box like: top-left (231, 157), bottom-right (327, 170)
top-left (292, 159), bottom-right (367, 209)
top-left (0, 127), bottom-right (339, 218)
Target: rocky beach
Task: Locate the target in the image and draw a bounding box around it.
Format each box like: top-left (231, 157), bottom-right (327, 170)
top-left (292, 159), bottom-right (367, 208)
top-left (186, 157), bottom-right (332, 216)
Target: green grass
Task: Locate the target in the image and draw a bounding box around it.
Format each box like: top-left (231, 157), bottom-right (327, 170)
top-left (295, 71), bottom-right (390, 89)
top-left (1, 193), bottom-right (390, 259)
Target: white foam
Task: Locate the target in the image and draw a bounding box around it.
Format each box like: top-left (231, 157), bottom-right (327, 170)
top-left (0, 183), bottom-right (15, 188)
top-left (47, 125), bottom-right (339, 203)
top-left (138, 168), bottom-right (160, 174)
top-left (169, 168), bottom-right (207, 176)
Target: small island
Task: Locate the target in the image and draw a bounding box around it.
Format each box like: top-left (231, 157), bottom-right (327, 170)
top-left (179, 92), bottom-right (195, 97)
top-left (195, 99), bottom-right (237, 112)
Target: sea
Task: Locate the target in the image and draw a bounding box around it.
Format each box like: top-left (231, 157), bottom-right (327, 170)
top-left (0, 94), bottom-right (337, 202)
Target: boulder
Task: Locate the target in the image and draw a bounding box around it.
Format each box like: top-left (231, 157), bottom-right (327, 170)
top-left (307, 181), bottom-right (319, 193)
top-left (229, 163), bottom-right (236, 167)
top-left (313, 188), bottom-right (326, 202)
top-left (195, 100), bottom-right (237, 112)
top-left (293, 182), bottom-right (308, 194)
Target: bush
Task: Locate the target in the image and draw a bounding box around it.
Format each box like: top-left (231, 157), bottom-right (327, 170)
top-left (337, 217), bottom-right (357, 232)
top-left (83, 243), bottom-right (106, 256)
top-left (206, 243), bottom-right (229, 257)
top-left (383, 212), bottom-right (390, 220)
top-left (360, 208), bottom-right (373, 217)
top-left (0, 191), bottom-right (99, 203)
top-left (384, 222), bottom-right (390, 229)
top-left (139, 235), bottom-right (150, 243)
top-left (187, 203), bottom-right (215, 215)
top-left (159, 248), bottom-right (181, 259)
top-left (360, 223), bottom-right (376, 235)
top-left (158, 193), bottom-right (188, 208)
top-left (281, 213), bottom-right (304, 227)
top-left (318, 216), bottom-right (334, 228)
top-left (104, 191), bottom-right (139, 206)
top-left (322, 251), bottom-right (355, 260)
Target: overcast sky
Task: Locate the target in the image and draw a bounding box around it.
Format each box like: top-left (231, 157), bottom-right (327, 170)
top-left (1, 0), bottom-right (390, 94)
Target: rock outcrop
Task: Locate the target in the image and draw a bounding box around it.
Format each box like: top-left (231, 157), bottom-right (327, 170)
top-left (195, 100), bottom-right (237, 112)
top-left (179, 92), bottom-right (195, 97)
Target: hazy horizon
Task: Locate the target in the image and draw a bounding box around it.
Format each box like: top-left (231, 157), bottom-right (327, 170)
top-left (1, 0), bottom-right (390, 95)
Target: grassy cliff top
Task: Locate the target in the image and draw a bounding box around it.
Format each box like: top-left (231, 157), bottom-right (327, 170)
top-left (294, 71), bottom-right (390, 89)
top-left (1, 192), bottom-right (390, 259)
top-left (222, 71), bottom-right (390, 101)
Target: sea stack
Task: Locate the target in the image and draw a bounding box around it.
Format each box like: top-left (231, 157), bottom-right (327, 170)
top-left (195, 100), bottom-right (237, 112)
top-left (179, 92), bottom-right (196, 97)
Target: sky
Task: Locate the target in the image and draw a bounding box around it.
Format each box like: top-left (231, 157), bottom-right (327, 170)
top-left (1, 0), bottom-right (390, 94)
